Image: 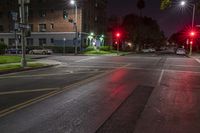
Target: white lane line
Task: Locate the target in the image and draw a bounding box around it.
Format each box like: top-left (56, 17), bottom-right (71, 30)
top-left (169, 64), bottom-right (200, 68)
top-left (164, 69), bottom-right (200, 74)
top-left (157, 69), bottom-right (164, 85)
top-left (0, 88), bottom-right (59, 95)
top-left (76, 57), bottom-right (96, 62)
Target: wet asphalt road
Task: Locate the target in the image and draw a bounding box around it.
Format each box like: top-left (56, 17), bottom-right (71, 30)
top-left (0, 54), bottom-right (200, 133)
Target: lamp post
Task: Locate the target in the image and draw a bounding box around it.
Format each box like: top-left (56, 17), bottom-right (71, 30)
top-left (70, 0), bottom-right (78, 55)
top-left (180, 1), bottom-right (196, 56)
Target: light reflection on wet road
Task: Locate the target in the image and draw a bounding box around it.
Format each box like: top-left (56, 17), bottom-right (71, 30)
top-left (0, 55), bottom-right (199, 133)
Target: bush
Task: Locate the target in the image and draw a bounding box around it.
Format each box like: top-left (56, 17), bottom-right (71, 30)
top-left (27, 46), bottom-right (79, 53)
top-left (84, 46), bottom-right (95, 51)
top-left (0, 43), bottom-right (7, 55)
top-left (99, 46), bottom-right (112, 51)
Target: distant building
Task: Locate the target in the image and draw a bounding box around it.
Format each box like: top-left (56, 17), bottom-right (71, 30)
top-left (0, 0), bottom-right (107, 51)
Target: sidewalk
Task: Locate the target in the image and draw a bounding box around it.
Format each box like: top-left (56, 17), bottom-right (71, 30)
top-left (191, 53), bottom-right (200, 58)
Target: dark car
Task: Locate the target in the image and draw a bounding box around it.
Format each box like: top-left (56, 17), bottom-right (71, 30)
top-left (6, 48), bottom-right (29, 54)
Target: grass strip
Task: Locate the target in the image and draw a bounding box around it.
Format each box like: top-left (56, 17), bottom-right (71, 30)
top-left (0, 56), bottom-right (32, 64)
top-left (0, 63), bottom-right (46, 72)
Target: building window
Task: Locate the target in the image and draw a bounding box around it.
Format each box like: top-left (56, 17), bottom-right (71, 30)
top-left (27, 38), bottom-right (34, 46)
top-left (39, 24), bottom-right (46, 32)
top-left (39, 38), bottom-right (46, 46)
top-left (0, 12), bottom-right (3, 18)
top-left (95, 3), bottom-right (98, 7)
top-left (8, 38), bottom-right (15, 46)
top-left (29, 10), bottom-right (33, 18)
top-left (29, 24), bottom-right (34, 31)
top-left (39, 10), bottom-right (46, 18)
top-left (50, 23), bottom-right (54, 29)
top-left (51, 38), bottom-right (54, 43)
top-left (50, 9), bottom-right (54, 13)
top-left (0, 25), bottom-right (4, 32)
top-left (95, 16), bottom-right (98, 22)
top-left (0, 38), bottom-right (4, 43)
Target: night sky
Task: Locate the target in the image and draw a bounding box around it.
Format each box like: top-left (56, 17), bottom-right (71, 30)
top-left (108, 0), bottom-right (199, 37)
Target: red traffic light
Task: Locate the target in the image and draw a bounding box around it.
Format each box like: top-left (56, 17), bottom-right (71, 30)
top-left (189, 31), bottom-right (196, 38)
top-left (190, 41), bottom-right (193, 45)
top-left (115, 32), bottom-right (121, 38)
top-left (190, 31), bottom-right (195, 36)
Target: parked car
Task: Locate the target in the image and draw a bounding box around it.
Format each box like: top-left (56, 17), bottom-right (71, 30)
top-left (142, 48), bottom-right (156, 53)
top-left (6, 48), bottom-right (22, 54)
top-left (176, 48), bottom-right (186, 55)
top-left (6, 48), bottom-right (30, 54)
top-left (29, 49), bottom-right (53, 55)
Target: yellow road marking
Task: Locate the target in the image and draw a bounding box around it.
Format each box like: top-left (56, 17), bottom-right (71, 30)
top-left (0, 64), bottom-right (142, 118)
top-left (0, 71), bottom-right (105, 79)
top-left (0, 88), bottom-right (59, 96)
top-left (0, 69), bottom-right (114, 118)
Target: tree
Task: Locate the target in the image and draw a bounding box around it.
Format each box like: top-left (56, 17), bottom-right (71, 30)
top-left (160, 0), bottom-right (172, 10)
top-left (0, 42), bottom-right (7, 55)
top-left (121, 14), bottom-right (166, 50)
top-left (137, 0), bottom-right (145, 17)
top-left (160, 0), bottom-right (200, 10)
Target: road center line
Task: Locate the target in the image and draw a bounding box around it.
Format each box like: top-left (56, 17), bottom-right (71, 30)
top-left (0, 88), bottom-right (59, 95)
top-left (0, 71), bottom-right (104, 79)
top-left (0, 70), bottom-right (114, 118)
top-left (157, 69), bottom-right (164, 85)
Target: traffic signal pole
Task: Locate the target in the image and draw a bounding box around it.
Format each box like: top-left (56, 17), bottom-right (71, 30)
top-left (189, 4), bottom-right (196, 56)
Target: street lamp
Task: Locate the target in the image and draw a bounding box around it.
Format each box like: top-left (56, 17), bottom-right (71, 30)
top-left (180, 1), bottom-right (196, 27)
top-left (70, 0), bottom-right (78, 55)
top-left (180, 1), bottom-right (186, 6)
top-left (180, 1), bottom-right (196, 56)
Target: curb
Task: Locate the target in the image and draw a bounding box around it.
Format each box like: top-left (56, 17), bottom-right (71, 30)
top-left (0, 64), bottom-right (57, 75)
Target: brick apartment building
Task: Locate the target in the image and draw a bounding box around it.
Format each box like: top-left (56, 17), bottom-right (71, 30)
top-left (0, 0), bottom-right (107, 50)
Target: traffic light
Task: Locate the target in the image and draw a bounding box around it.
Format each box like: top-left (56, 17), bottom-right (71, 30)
top-left (190, 31), bottom-right (196, 37)
top-left (115, 32), bottom-right (121, 38)
top-left (63, 9), bottom-right (68, 20)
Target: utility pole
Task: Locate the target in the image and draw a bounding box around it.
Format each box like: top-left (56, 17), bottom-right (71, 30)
top-left (74, 3), bottom-right (78, 55)
top-left (18, 0), bottom-right (29, 68)
top-left (70, 0), bottom-right (78, 55)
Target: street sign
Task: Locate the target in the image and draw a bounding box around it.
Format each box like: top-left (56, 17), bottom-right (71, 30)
top-left (14, 23), bottom-right (19, 30)
top-left (19, 23), bottom-right (30, 29)
top-left (11, 12), bottom-right (18, 21)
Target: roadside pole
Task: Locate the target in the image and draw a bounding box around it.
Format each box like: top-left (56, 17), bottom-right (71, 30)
top-left (11, 12), bottom-right (18, 54)
top-left (74, 4), bottom-right (78, 55)
top-left (19, 0), bottom-right (29, 68)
